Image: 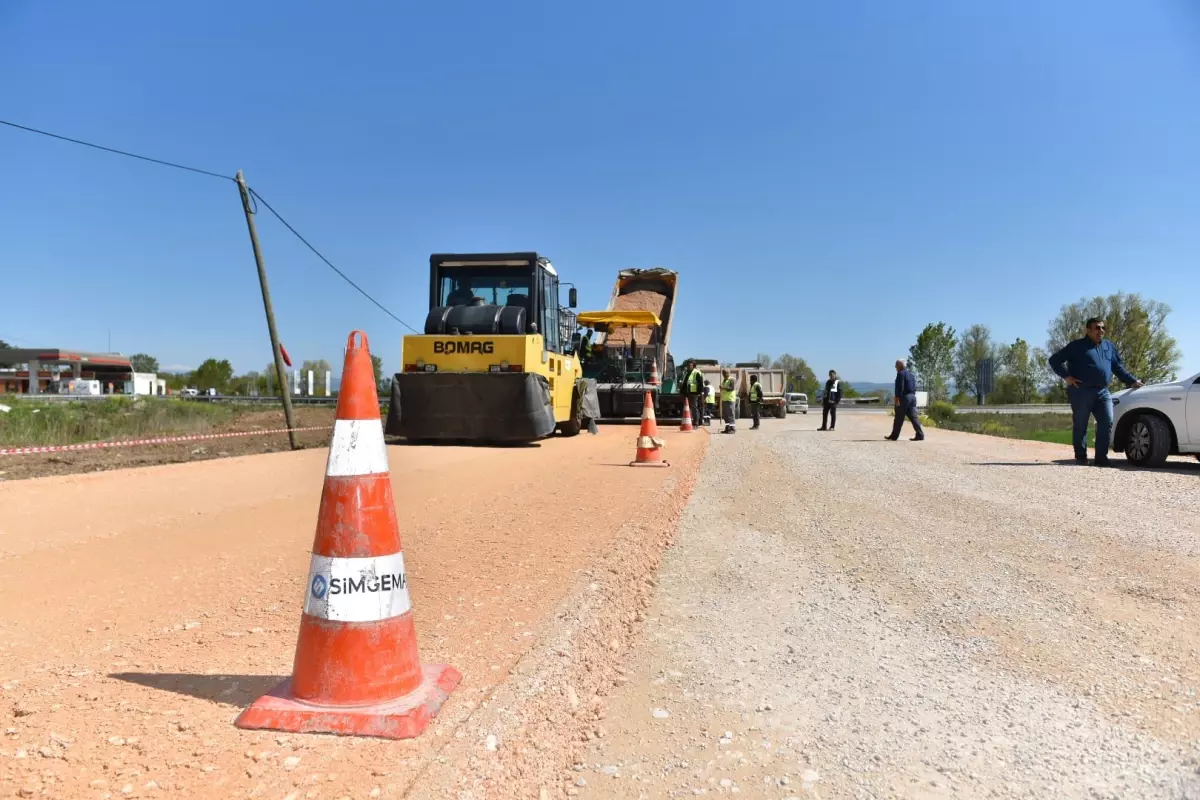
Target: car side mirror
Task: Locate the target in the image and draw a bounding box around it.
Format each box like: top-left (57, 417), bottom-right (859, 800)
top-left (568, 288), bottom-right (577, 308)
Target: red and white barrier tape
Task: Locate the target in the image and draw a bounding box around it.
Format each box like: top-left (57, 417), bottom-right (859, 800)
top-left (0, 426), bottom-right (332, 456)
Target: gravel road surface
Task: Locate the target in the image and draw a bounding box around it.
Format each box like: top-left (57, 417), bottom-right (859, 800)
top-left (0, 426), bottom-right (704, 799)
top-left (577, 414), bottom-right (1200, 799)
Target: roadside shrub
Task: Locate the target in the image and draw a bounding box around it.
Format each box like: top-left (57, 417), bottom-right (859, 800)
top-left (926, 401), bottom-right (957, 425)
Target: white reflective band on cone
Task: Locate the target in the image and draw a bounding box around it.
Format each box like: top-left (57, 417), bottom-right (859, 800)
top-left (636, 436), bottom-right (664, 449)
top-left (303, 552), bottom-right (412, 622)
top-left (325, 419), bottom-right (389, 477)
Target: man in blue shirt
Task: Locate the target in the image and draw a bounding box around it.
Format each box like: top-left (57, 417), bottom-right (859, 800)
top-left (886, 359), bottom-right (925, 441)
top-left (1048, 317), bottom-right (1143, 466)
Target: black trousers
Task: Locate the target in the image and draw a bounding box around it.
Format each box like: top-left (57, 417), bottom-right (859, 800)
top-left (822, 403), bottom-right (837, 429)
top-left (889, 394), bottom-right (925, 438)
top-left (751, 401), bottom-right (761, 426)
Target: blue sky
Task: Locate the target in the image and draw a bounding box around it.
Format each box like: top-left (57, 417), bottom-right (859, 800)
top-left (2, 1), bottom-right (1197, 383)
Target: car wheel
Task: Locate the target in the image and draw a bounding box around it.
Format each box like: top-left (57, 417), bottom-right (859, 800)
top-left (1124, 413), bottom-right (1171, 467)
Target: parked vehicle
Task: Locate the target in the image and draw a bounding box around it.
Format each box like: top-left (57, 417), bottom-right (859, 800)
top-left (1111, 372), bottom-right (1200, 466)
top-left (785, 392), bottom-right (809, 414)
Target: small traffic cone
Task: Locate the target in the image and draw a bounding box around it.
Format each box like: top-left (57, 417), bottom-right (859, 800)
top-left (648, 358), bottom-right (661, 386)
top-left (235, 331), bottom-right (460, 740)
top-left (679, 398), bottom-right (695, 432)
top-left (630, 391), bottom-right (669, 467)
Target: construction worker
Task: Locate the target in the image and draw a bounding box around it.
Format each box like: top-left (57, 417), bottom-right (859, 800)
top-left (720, 369), bottom-right (737, 434)
top-left (577, 328), bottom-right (594, 363)
top-left (683, 360), bottom-right (703, 426)
top-left (704, 380), bottom-right (715, 425)
top-left (447, 277), bottom-right (474, 305)
top-left (748, 374), bottom-right (763, 429)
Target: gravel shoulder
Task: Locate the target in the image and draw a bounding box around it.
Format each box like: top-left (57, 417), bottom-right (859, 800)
top-left (576, 414), bottom-right (1200, 799)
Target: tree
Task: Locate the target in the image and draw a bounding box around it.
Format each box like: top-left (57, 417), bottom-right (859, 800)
top-left (192, 358), bottom-right (234, 392)
top-left (953, 324), bottom-right (997, 403)
top-left (1046, 293), bottom-right (1181, 388)
top-left (770, 354), bottom-right (818, 398)
top-left (908, 322), bottom-right (956, 401)
top-left (0, 339), bottom-right (13, 368)
top-left (371, 354), bottom-right (385, 390)
top-left (841, 383), bottom-right (861, 399)
top-left (129, 353), bottom-right (159, 373)
top-left (755, 353), bottom-right (772, 368)
top-left (997, 337), bottom-right (1042, 404)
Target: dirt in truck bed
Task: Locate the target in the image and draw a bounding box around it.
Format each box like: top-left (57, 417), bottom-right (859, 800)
top-left (605, 290), bottom-right (672, 346)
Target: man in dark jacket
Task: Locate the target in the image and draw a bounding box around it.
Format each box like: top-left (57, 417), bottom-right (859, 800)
top-left (886, 359), bottom-right (924, 441)
top-left (1048, 317), bottom-right (1142, 466)
top-left (819, 370), bottom-right (841, 431)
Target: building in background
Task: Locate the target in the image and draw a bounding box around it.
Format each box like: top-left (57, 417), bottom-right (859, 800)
top-left (0, 349), bottom-right (161, 396)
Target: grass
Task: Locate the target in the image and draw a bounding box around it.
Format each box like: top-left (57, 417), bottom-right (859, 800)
top-left (0, 397), bottom-right (240, 447)
top-left (933, 410), bottom-right (1095, 447)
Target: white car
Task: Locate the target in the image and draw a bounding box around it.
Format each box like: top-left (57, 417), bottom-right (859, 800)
top-left (1111, 371), bottom-right (1200, 467)
top-left (785, 392), bottom-right (809, 414)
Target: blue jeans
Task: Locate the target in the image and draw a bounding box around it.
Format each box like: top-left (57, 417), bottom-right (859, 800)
top-left (1068, 387), bottom-right (1112, 461)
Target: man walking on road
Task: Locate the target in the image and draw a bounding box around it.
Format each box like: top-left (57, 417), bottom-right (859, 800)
top-left (887, 359), bottom-right (925, 441)
top-left (720, 369), bottom-right (737, 434)
top-left (748, 374), bottom-right (763, 429)
top-left (1048, 317), bottom-right (1142, 466)
top-left (819, 369), bottom-right (841, 431)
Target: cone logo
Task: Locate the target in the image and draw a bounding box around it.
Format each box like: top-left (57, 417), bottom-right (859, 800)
top-left (630, 390), bottom-right (669, 467)
top-left (235, 331), bottom-right (461, 739)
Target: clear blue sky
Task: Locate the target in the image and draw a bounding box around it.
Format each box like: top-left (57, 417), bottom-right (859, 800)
top-left (2, 1), bottom-right (1197, 383)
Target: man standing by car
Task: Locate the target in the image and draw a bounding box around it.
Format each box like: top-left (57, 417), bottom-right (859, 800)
top-left (819, 369), bottom-right (841, 431)
top-left (886, 360), bottom-right (924, 441)
top-left (1048, 317), bottom-right (1143, 466)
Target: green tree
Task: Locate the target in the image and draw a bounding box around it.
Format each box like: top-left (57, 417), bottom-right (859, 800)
top-left (192, 358), bottom-right (234, 393)
top-left (770, 354), bottom-right (819, 398)
top-left (754, 353), bottom-right (772, 368)
top-left (997, 337), bottom-right (1042, 404)
top-left (371, 354), bottom-right (385, 390)
top-left (841, 382), bottom-right (861, 399)
top-left (0, 339), bottom-right (13, 368)
top-left (953, 324), bottom-right (997, 403)
top-left (1046, 293), bottom-right (1181, 388)
top-left (908, 322), bottom-right (956, 401)
top-left (129, 353), bottom-right (159, 373)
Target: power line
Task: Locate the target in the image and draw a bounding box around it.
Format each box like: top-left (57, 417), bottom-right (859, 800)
top-left (248, 189), bottom-right (417, 333)
top-left (1, 118), bottom-right (416, 331)
top-left (0, 118), bottom-right (232, 181)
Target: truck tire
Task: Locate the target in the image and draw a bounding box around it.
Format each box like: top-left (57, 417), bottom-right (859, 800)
top-left (774, 404), bottom-right (786, 419)
top-left (1124, 413), bottom-right (1171, 467)
top-left (558, 386), bottom-right (583, 437)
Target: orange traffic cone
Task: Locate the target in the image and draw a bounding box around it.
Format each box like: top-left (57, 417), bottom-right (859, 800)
top-left (648, 358), bottom-right (661, 386)
top-left (235, 331), bottom-right (460, 739)
top-left (630, 391), bottom-right (669, 467)
top-left (679, 398), bottom-right (695, 432)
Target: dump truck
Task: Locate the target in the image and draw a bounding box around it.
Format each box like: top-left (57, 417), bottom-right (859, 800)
top-left (385, 252), bottom-right (599, 443)
top-left (579, 267), bottom-right (684, 420)
top-left (736, 362), bottom-right (788, 419)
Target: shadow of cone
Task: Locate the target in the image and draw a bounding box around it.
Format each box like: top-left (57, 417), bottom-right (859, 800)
top-left (234, 330), bottom-right (460, 739)
top-left (630, 390), bottom-right (669, 467)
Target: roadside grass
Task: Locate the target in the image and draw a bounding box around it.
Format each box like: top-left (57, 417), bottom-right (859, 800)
top-left (928, 406), bottom-right (1096, 447)
top-left (0, 397), bottom-right (239, 447)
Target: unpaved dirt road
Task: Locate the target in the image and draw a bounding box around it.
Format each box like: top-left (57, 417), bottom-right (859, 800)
top-left (578, 414), bottom-right (1200, 799)
top-left (0, 426), bottom-right (705, 799)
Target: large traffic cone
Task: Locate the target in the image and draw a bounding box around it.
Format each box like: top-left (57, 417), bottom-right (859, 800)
top-left (679, 397), bottom-right (695, 432)
top-left (648, 358), bottom-right (661, 387)
top-left (630, 391), bottom-right (669, 467)
top-left (235, 331), bottom-right (460, 739)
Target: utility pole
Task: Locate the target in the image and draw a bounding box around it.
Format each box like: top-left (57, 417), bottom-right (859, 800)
top-left (235, 170), bottom-right (298, 450)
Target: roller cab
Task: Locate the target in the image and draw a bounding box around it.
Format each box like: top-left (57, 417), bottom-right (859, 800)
top-left (385, 252), bottom-right (590, 443)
